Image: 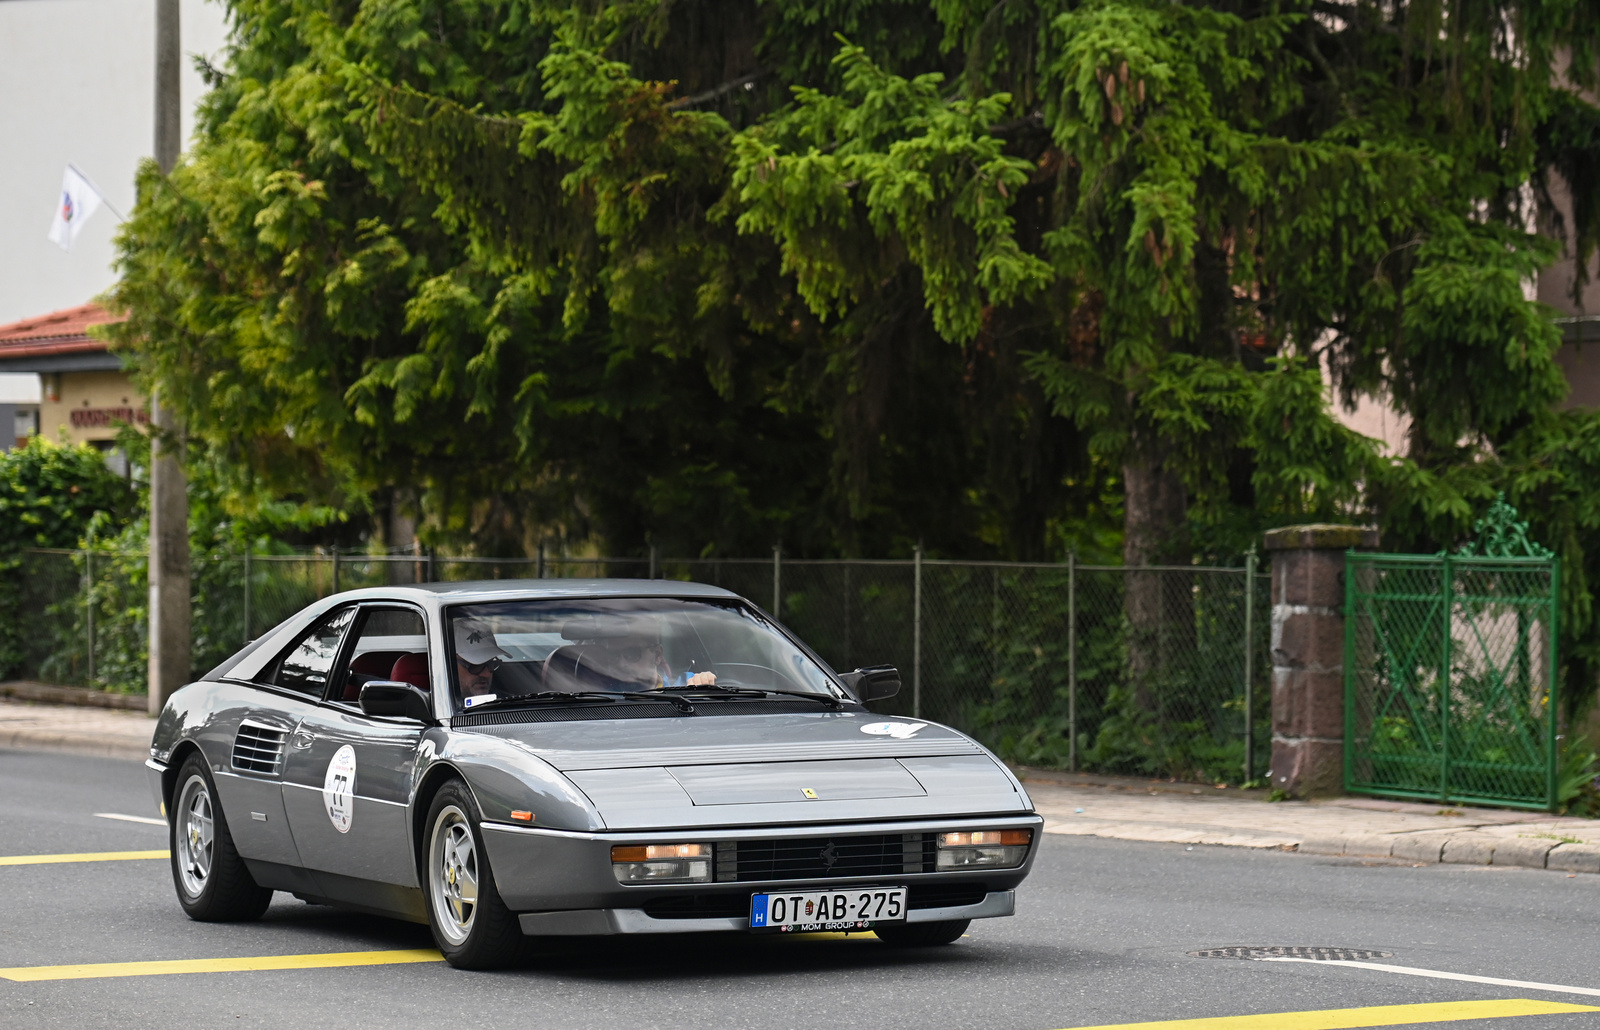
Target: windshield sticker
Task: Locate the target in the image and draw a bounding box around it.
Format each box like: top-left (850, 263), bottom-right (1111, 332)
top-left (322, 745), bottom-right (356, 834)
top-left (463, 693), bottom-right (498, 709)
top-left (860, 721), bottom-right (926, 739)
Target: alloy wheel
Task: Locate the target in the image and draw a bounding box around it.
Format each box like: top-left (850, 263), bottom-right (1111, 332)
top-left (429, 805), bottom-right (479, 945)
top-left (174, 774), bottom-right (215, 898)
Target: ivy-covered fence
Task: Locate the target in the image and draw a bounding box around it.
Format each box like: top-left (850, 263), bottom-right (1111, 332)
top-left (11, 549), bottom-right (1270, 783)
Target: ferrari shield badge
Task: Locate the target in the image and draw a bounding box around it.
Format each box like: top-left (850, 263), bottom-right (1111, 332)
top-left (323, 745), bottom-right (356, 834)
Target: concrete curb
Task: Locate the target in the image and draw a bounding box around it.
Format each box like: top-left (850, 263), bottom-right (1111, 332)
top-left (0, 681), bottom-right (148, 711)
top-left (1295, 830), bottom-right (1598, 873)
top-left (1492, 837), bottom-right (1557, 869)
top-left (1107, 825), bottom-right (1599, 875)
top-left (1548, 843), bottom-right (1600, 872)
top-left (1441, 837), bottom-right (1495, 865)
top-left (0, 726), bottom-right (150, 761)
top-left (1297, 832), bottom-right (1397, 858)
top-left (0, 697), bottom-right (154, 762)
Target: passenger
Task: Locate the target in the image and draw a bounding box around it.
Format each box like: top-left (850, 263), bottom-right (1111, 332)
top-left (454, 617), bottom-right (511, 697)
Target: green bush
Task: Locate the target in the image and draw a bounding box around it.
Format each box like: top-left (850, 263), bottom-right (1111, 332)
top-left (0, 437), bottom-right (135, 678)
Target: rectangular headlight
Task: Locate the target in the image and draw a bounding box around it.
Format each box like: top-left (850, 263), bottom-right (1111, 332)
top-left (611, 843), bottom-right (712, 884)
top-left (936, 829), bottom-right (1032, 870)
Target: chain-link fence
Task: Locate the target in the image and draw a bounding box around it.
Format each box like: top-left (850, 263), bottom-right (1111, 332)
top-left (8, 548), bottom-right (1269, 782)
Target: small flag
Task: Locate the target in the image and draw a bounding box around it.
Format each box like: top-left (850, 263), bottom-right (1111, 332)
top-left (46, 165), bottom-right (107, 253)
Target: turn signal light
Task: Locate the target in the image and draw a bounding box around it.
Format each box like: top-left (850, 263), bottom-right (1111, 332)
top-left (611, 843), bottom-right (712, 884)
top-left (610, 844), bottom-right (711, 862)
top-left (938, 830), bottom-right (1032, 847)
top-left (935, 829), bottom-right (1032, 869)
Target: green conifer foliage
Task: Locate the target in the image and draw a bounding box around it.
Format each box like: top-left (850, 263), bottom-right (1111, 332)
top-left (106, 0), bottom-right (1600, 692)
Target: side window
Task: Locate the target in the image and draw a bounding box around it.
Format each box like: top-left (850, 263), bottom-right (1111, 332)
top-left (270, 607), bottom-right (357, 697)
top-left (339, 607), bottom-right (429, 704)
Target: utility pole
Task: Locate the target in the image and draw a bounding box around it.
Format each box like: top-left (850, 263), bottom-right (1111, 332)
top-left (148, 0), bottom-right (191, 715)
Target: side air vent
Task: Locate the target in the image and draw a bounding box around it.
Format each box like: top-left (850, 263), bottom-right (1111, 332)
top-left (231, 722), bottom-right (288, 775)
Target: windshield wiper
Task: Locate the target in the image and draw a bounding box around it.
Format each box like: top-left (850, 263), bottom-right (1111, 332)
top-left (659, 685), bottom-right (844, 710)
top-left (618, 691), bottom-right (695, 713)
top-left (464, 690), bottom-right (695, 714)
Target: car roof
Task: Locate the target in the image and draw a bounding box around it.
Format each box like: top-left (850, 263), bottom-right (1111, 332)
top-left (208, 578), bottom-right (759, 695)
top-left (330, 578), bottom-right (745, 604)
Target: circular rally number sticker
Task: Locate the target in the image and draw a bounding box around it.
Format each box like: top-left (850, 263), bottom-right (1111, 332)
top-left (322, 745), bottom-right (357, 834)
top-left (860, 721), bottom-right (926, 739)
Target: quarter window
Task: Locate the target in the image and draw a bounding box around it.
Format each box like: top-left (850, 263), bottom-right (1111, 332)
top-left (338, 607), bottom-right (429, 704)
top-left (271, 607), bottom-right (357, 697)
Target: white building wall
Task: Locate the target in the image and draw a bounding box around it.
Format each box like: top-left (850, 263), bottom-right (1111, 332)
top-left (0, 0), bottom-right (229, 327)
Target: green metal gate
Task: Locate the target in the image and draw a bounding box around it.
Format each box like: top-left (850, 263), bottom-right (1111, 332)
top-left (1344, 499), bottom-right (1560, 810)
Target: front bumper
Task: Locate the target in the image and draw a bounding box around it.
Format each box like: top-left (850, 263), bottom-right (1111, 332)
top-left (144, 758), bottom-right (169, 816)
top-left (483, 813), bottom-right (1042, 935)
top-left (517, 889), bottom-right (1014, 936)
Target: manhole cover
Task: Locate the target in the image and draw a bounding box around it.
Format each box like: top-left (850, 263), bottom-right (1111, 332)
top-left (1189, 947), bottom-right (1394, 961)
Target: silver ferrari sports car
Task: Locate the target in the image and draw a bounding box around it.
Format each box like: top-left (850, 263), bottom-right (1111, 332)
top-left (146, 580), bottom-right (1042, 968)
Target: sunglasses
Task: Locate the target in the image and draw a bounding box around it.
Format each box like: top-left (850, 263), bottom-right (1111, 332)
top-left (459, 656), bottom-right (502, 675)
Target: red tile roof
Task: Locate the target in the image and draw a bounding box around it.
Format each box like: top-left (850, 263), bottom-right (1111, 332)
top-left (0, 302), bottom-right (125, 359)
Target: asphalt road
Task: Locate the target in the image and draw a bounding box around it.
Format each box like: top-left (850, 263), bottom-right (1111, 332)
top-left (3, 747), bottom-right (1599, 1030)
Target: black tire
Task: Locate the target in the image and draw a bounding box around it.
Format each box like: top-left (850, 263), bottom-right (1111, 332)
top-left (169, 754), bottom-right (273, 921)
top-left (874, 918), bottom-right (971, 947)
top-left (422, 779), bottom-right (523, 969)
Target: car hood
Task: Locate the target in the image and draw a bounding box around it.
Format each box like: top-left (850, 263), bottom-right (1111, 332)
top-left (462, 709), bottom-right (1032, 830)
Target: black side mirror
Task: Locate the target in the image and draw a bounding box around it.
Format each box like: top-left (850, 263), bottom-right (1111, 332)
top-left (359, 681), bottom-right (434, 722)
top-left (838, 665), bottom-right (900, 702)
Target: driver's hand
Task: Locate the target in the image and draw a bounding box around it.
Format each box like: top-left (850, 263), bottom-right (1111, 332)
top-left (686, 671), bottom-right (717, 686)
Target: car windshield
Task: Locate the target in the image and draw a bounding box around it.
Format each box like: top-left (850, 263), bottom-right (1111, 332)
top-left (445, 597), bottom-right (843, 710)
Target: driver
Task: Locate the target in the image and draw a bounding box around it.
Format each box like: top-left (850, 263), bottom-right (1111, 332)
top-left (454, 617), bottom-right (511, 697)
top-left (585, 632), bottom-right (717, 691)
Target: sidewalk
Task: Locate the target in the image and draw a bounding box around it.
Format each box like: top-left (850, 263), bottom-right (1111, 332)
top-left (1021, 768), bottom-right (1600, 874)
top-left (0, 697), bottom-right (154, 761)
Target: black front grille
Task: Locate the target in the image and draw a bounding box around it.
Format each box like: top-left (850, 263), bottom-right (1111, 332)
top-left (716, 834), bottom-right (934, 882)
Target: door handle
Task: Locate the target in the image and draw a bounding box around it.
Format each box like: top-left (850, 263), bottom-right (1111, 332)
top-left (291, 730), bottom-right (315, 750)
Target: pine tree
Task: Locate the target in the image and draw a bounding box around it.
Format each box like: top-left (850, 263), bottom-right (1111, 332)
top-left (107, 0), bottom-right (1600, 687)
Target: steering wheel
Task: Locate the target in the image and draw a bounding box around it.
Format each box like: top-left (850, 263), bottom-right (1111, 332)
top-left (712, 662), bottom-right (790, 689)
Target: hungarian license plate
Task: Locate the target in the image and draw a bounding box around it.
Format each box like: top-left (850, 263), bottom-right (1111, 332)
top-left (749, 887), bottom-right (907, 933)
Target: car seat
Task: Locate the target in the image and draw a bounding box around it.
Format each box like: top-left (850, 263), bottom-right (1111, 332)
top-left (344, 650), bottom-right (408, 701)
top-left (390, 653), bottom-right (431, 692)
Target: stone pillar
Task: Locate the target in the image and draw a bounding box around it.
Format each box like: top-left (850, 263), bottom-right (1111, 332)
top-left (1263, 524), bottom-right (1378, 796)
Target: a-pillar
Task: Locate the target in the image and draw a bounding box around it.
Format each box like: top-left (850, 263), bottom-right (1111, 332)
top-left (1263, 524), bottom-right (1378, 796)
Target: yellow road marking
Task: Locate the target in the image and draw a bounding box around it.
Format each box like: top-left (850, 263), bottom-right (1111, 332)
top-left (0, 948), bottom-right (444, 981)
top-left (1064, 998), bottom-right (1600, 1030)
top-left (0, 850), bottom-right (168, 866)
